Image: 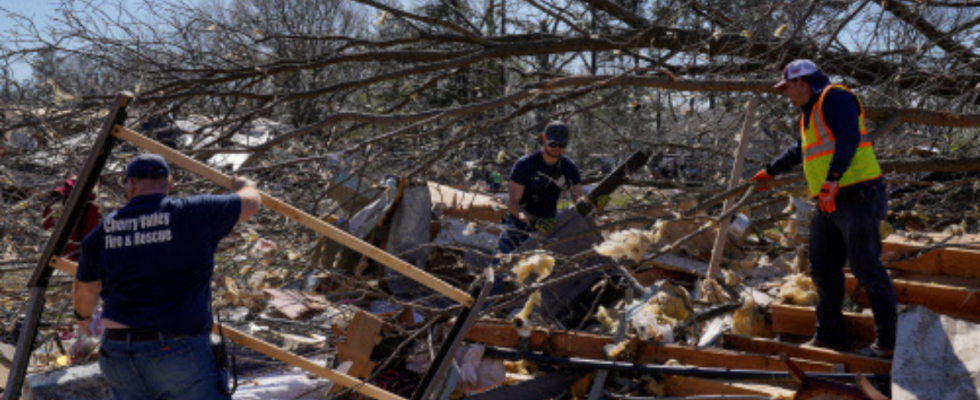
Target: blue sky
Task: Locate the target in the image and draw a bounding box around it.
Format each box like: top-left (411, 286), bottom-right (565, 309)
top-left (1, 0), bottom-right (147, 80)
top-left (2, 1), bottom-right (68, 80)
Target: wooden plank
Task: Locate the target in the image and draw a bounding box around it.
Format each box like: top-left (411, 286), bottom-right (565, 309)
top-left (721, 334), bottom-right (891, 374)
top-left (48, 256), bottom-right (77, 276)
top-left (112, 125), bottom-right (473, 307)
top-left (214, 323), bottom-right (405, 400)
top-left (1, 342), bottom-right (13, 390)
top-left (845, 274), bottom-right (980, 322)
top-left (334, 311), bottom-right (383, 380)
top-left (770, 304), bottom-right (877, 344)
top-left (663, 376), bottom-right (795, 398)
top-left (706, 96), bottom-right (757, 280)
top-left (466, 319), bottom-right (833, 372)
top-left (882, 235), bottom-right (980, 279)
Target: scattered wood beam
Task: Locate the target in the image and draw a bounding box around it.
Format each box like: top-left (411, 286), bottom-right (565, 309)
top-left (663, 376), bottom-right (795, 399)
top-left (720, 334), bottom-right (891, 374)
top-left (769, 304), bottom-right (876, 344)
top-left (332, 311), bottom-right (384, 380)
top-left (466, 319), bottom-right (834, 372)
top-left (845, 274), bottom-right (980, 323)
top-left (112, 125), bottom-right (474, 307)
top-left (214, 323), bottom-right (405, 400)
top-left (882, 235), bottom-right (980, 279)
top-left (48, 256), bottom-right (77, 276)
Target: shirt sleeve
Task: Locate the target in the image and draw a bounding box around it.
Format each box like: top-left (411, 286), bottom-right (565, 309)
top-left (76, 227), bottom-right (104, 283)
top-left (766, 138), bottom-right (803, 176)
top-left (184, 194), bottom-right (242, 242)
top-left (563, 159), bottom-right (582, 185)
top-left (822, 89), bottom-right (862, 180)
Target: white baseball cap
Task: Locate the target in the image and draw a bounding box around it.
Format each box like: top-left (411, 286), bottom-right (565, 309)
top-left (775, 59), bottom-right (819, 89)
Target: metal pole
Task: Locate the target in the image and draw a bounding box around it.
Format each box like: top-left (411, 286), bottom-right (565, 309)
top-left (3, 93), bottom-right (131, 400)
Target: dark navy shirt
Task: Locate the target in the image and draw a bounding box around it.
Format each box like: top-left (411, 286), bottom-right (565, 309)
top-left (77, 193), bottom-right (241, 335)
top-left (509, 150), bottom-right (581, 219)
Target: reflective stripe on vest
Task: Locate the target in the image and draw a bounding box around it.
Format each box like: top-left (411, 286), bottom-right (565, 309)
top-left (801, 84), bottom-right (882, 196)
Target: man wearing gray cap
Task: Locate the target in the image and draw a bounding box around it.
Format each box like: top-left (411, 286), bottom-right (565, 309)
top-left (72, 153), bottom-right (261, 399)
top-left (750, 60), bottom-right (896, 358)
top-left (496, 121), bottom-right (584, 259)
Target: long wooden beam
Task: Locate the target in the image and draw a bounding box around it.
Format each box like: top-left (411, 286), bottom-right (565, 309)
top-left (882, 235), bottom-right (980, 279)
top-left (111, 125), bottom-right (473, 307)
top-left (663, 376), bottom-right (795, 399)
top-left (845, 274), bottom-right (980, 322)
top-left (721, 334), bottom-right (891, 374)
top-left (769, 304), bottom-right (876, 344)
top-left (213, 324), bottom-right (405, 400)
top-left (466, 319), bottom-right (834, 372)
top-left (706, 96), bottom-right (757, 280)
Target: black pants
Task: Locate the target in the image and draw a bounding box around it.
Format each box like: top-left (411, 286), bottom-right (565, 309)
top-left (809, 179), bottom-right (897, 348)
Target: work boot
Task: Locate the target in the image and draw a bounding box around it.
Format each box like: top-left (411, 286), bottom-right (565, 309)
top-left (855, 343), bottom-right (894, 359)
top-left (801, 336), bottom-right (848, 352)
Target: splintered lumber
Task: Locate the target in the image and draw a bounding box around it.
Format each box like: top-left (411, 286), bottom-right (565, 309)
top-left (663, 376), bottom-right (795, 399)
top-left (844, 274), bottom-right (980, 323)
top-left (706, 96), bottom-right (757, 280)
top-left (214, 323), bottom-right (405, 400)
top-left (427, 182), bottom-right (506, 223)
top-left (48, 256), bottom-right (77, 276)
top-left (466, 319), bottom-right (834, 372)
top-left (770, 304), bottom-right (876, 344)
top-left (112, 125), bottom-right (473, 307)
top-left (1, 342), bottom-right (13, 390)
top-left (332, 311), bottom-right (383, 380)
top-left (882, 235), bottom-right (980, 279)
top-left (721, 334), bottom-right (891, 374)
top-left (263, 289), bottom-right (332, 320)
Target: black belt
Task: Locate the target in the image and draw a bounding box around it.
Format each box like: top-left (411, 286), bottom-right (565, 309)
top-left (104, 329), bottom-right (191, 343)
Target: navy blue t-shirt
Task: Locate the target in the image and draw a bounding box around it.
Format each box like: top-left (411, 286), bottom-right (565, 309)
top-left (509, 150), bottom-right (581, 219)
top-left (77, 193), bottom-right (241, 335)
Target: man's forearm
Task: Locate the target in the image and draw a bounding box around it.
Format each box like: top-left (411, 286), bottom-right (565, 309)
top-left (72, 279), bottom-right (101, 335)
top-left (72, 281), bottom-right (100, 317)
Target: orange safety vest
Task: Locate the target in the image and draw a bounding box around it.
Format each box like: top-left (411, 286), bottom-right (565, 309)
top-left (801, 84), bottom-right (882, 197)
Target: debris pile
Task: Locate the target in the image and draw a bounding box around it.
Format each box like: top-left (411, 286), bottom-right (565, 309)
top-left (2, 115), bottom-right (980, 400)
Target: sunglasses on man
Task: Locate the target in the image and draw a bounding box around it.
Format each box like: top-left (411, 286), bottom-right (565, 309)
top-left (547, 141), bottom-right (566, 149)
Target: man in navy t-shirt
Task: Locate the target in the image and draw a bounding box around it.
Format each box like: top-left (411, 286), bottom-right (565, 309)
top-left (73, 153), bottom-right (261, 400)
top-left (496, 121), bottom-right (584, 258)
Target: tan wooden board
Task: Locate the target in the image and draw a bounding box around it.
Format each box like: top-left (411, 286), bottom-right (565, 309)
top-left (112, 125), bottom-right (473, 307)
top-left (334, 311), bottom-right (383, 380)
top-left (845, 274), bottom-right (980, 323)
top-left (663, 376), bottom-right (795, 398)
top-left (770, 304), bottom-right (876, 344)
top-left (214, 323), bottom-right (405, 400)
top-left (882, 235), bottom-right (980, 279)
top-left (721, 333), bottom-right (891, 374)
top-left (49, 256), bottom-right (77, 276)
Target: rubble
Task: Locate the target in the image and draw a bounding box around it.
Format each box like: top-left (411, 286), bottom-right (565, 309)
top-left (4, 103), bottom-right (980, 400)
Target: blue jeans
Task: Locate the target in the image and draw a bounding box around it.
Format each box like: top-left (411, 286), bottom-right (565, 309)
top-left (99, 334), bottom-right (229, 400)
top-left (809, 179), bottom-right (897, 349)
